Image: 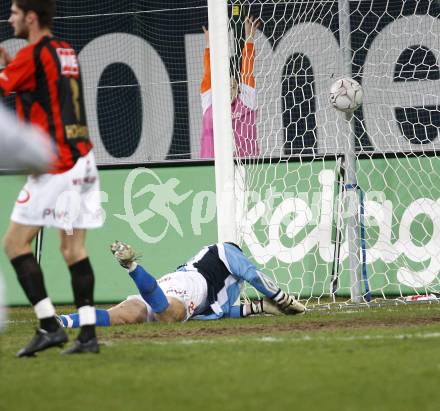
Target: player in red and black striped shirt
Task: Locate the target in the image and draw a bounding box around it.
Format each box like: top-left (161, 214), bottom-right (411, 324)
top-left (0, 10), bottom-right (92, 173)
top-left (0, 0), bottom-right (101, 356)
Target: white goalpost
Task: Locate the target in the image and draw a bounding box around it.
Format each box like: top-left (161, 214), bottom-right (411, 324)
top-left (209, 0), bottom-right (440, 308)
top-left (207, 0), bottom-right (237, 244)
top-left (338, 0), bottom-right (362, 304)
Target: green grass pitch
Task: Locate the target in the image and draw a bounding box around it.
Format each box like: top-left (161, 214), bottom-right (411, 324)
top-left (1, 304), bottom-right (440, 411)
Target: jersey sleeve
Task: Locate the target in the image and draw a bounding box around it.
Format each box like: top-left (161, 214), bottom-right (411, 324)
top-left (200, 48), bottom-right (212, 114)
top-left (241, 43), bottom-right (255, 88)
top-left (200, 48), bottom-right (211, 93)
top-left (222, 243), bottom-right (280, 299)
top-left (239, 43), bottom-right (257, 110)
top-left (0, 47), bottom-right (36, 96)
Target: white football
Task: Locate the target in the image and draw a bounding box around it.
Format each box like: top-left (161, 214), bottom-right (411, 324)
top-left (329, 77), bottom-right (363, 113)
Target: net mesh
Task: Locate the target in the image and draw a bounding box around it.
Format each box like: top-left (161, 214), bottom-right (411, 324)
top-left (230, 0), bottom-right (440, 307)
top-left (0, 1), bottom-right (210, 164)
top-left (1, 1), bottom-right (440, 307)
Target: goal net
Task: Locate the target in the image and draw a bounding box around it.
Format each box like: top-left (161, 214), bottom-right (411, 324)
top-left (226, 0), bottom-right (440, 307)
top-left (1, 1), bottom-right (439, 307)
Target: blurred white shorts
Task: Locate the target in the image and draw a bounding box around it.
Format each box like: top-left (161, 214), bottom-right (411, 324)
top-left (11, 151), bottom-right (103, 231)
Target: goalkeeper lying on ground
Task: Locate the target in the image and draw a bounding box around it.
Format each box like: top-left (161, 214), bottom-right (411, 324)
top-left (59, 241), bottom-right (305, 328)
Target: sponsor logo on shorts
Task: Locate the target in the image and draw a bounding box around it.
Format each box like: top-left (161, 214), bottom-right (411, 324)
top-left (16, 189), bottom-right (30, 204)
top-left (158, 276), bottom-right (172, 283)
top-left (42, 208), bottom-right (70, 220)
top-left (188, 301), bottom-right (196, 316)
top-left (72, 176), bottom-right (96, 185)
top-left (164, 288), bottom-right (187, 296)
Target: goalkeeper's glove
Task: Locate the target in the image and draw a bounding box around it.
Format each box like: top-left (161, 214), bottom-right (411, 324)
top-left (244, 298), bottom-right (283, 316)
top-left (272, 290), bottom-right (306, 315)
top-left (245, 297), bottom-right (303, 316)
top-left (260, 298), bottom-right (284, 315)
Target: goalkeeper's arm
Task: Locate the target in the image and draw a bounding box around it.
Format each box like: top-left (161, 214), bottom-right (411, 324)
top-left (245, 272), bottom-right (306, 315)
top-left (222, 243), bottom-right (305, 315)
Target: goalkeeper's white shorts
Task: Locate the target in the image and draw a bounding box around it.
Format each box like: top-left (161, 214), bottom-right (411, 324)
top-left (11, 150), bottom-right (103, 230)
top-left (126, 270), bottom-right (209, 321)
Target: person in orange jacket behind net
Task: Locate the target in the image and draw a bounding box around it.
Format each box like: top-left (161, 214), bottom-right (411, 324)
top-left (199, 16), bottom-right (259, 159)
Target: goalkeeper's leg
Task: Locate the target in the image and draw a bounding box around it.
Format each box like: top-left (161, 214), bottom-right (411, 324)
top-left (59, 308), bottom-right (112, 328)
top-left (59, 299), bottom-right (147, 328)
top-left (110, 241), bottom-right (169, 314)
top-left (112, 244), bottom-right (186, 322)
top-left (59, 296), bottom-right (182, 327)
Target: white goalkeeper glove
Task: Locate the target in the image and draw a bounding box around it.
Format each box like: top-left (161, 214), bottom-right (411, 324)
top-left (244, 296), bottom-right (304, 316)
top-left (260, 298), bottom-right (284, 315)
top-left (272, 290), bottom-right (306, 315)
top-left (243, 298), bottom-right (283, 316)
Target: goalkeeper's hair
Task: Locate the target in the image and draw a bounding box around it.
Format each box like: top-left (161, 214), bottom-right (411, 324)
top-left (13, 0), bottom-right (55, 29)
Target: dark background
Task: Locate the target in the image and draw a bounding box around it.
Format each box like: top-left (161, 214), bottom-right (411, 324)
top-left (1, 0), bottom-right (439, 160)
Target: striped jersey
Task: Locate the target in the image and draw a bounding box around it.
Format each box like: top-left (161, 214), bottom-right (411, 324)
top-left (0, 36), bottom-right (92, 174)
top-left (199, 43), bottom-right (258, 158)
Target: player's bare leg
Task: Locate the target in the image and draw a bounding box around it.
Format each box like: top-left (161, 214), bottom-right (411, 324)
top-left (59, 228), bottom-right (88, 265)
top-left (3, 221), bottom-right (41, 259)
top-left (108, 299), bottom-right (149, 325)
top-left (154, 297), bottom-right (186, 323)
top-left (108, 297), bottom-right (186, 324)
top-left (3, 222), bottom-right (68, 357)
top-left (61, 295), bottom-right (186, 328)
top-left (59, 229), bottom-right (99, 354)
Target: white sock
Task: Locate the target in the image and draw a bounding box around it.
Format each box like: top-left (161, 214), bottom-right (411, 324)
top-left (78, 305), bottom-right (96, 326)
top-left (34, 297), bottom-right (56, 319)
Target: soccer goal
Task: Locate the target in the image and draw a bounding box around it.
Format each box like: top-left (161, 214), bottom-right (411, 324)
top-left (209, 0), bottom-right (440, 308)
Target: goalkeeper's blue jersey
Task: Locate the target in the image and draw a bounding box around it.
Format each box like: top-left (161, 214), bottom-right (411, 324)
top-left (177, 242), bottom-right (280, 320)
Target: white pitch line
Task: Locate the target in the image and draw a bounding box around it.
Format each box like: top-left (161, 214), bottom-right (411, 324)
top-left (4, 322), bottom-right (440, 346)
top-left (147, 331), bottom-right (440, 346)
top-left (4, 319), bottom-right (34, 324)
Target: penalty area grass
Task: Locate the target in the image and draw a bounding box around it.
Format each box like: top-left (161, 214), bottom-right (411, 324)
top-left (1, 304), bottom-right (440, 411)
